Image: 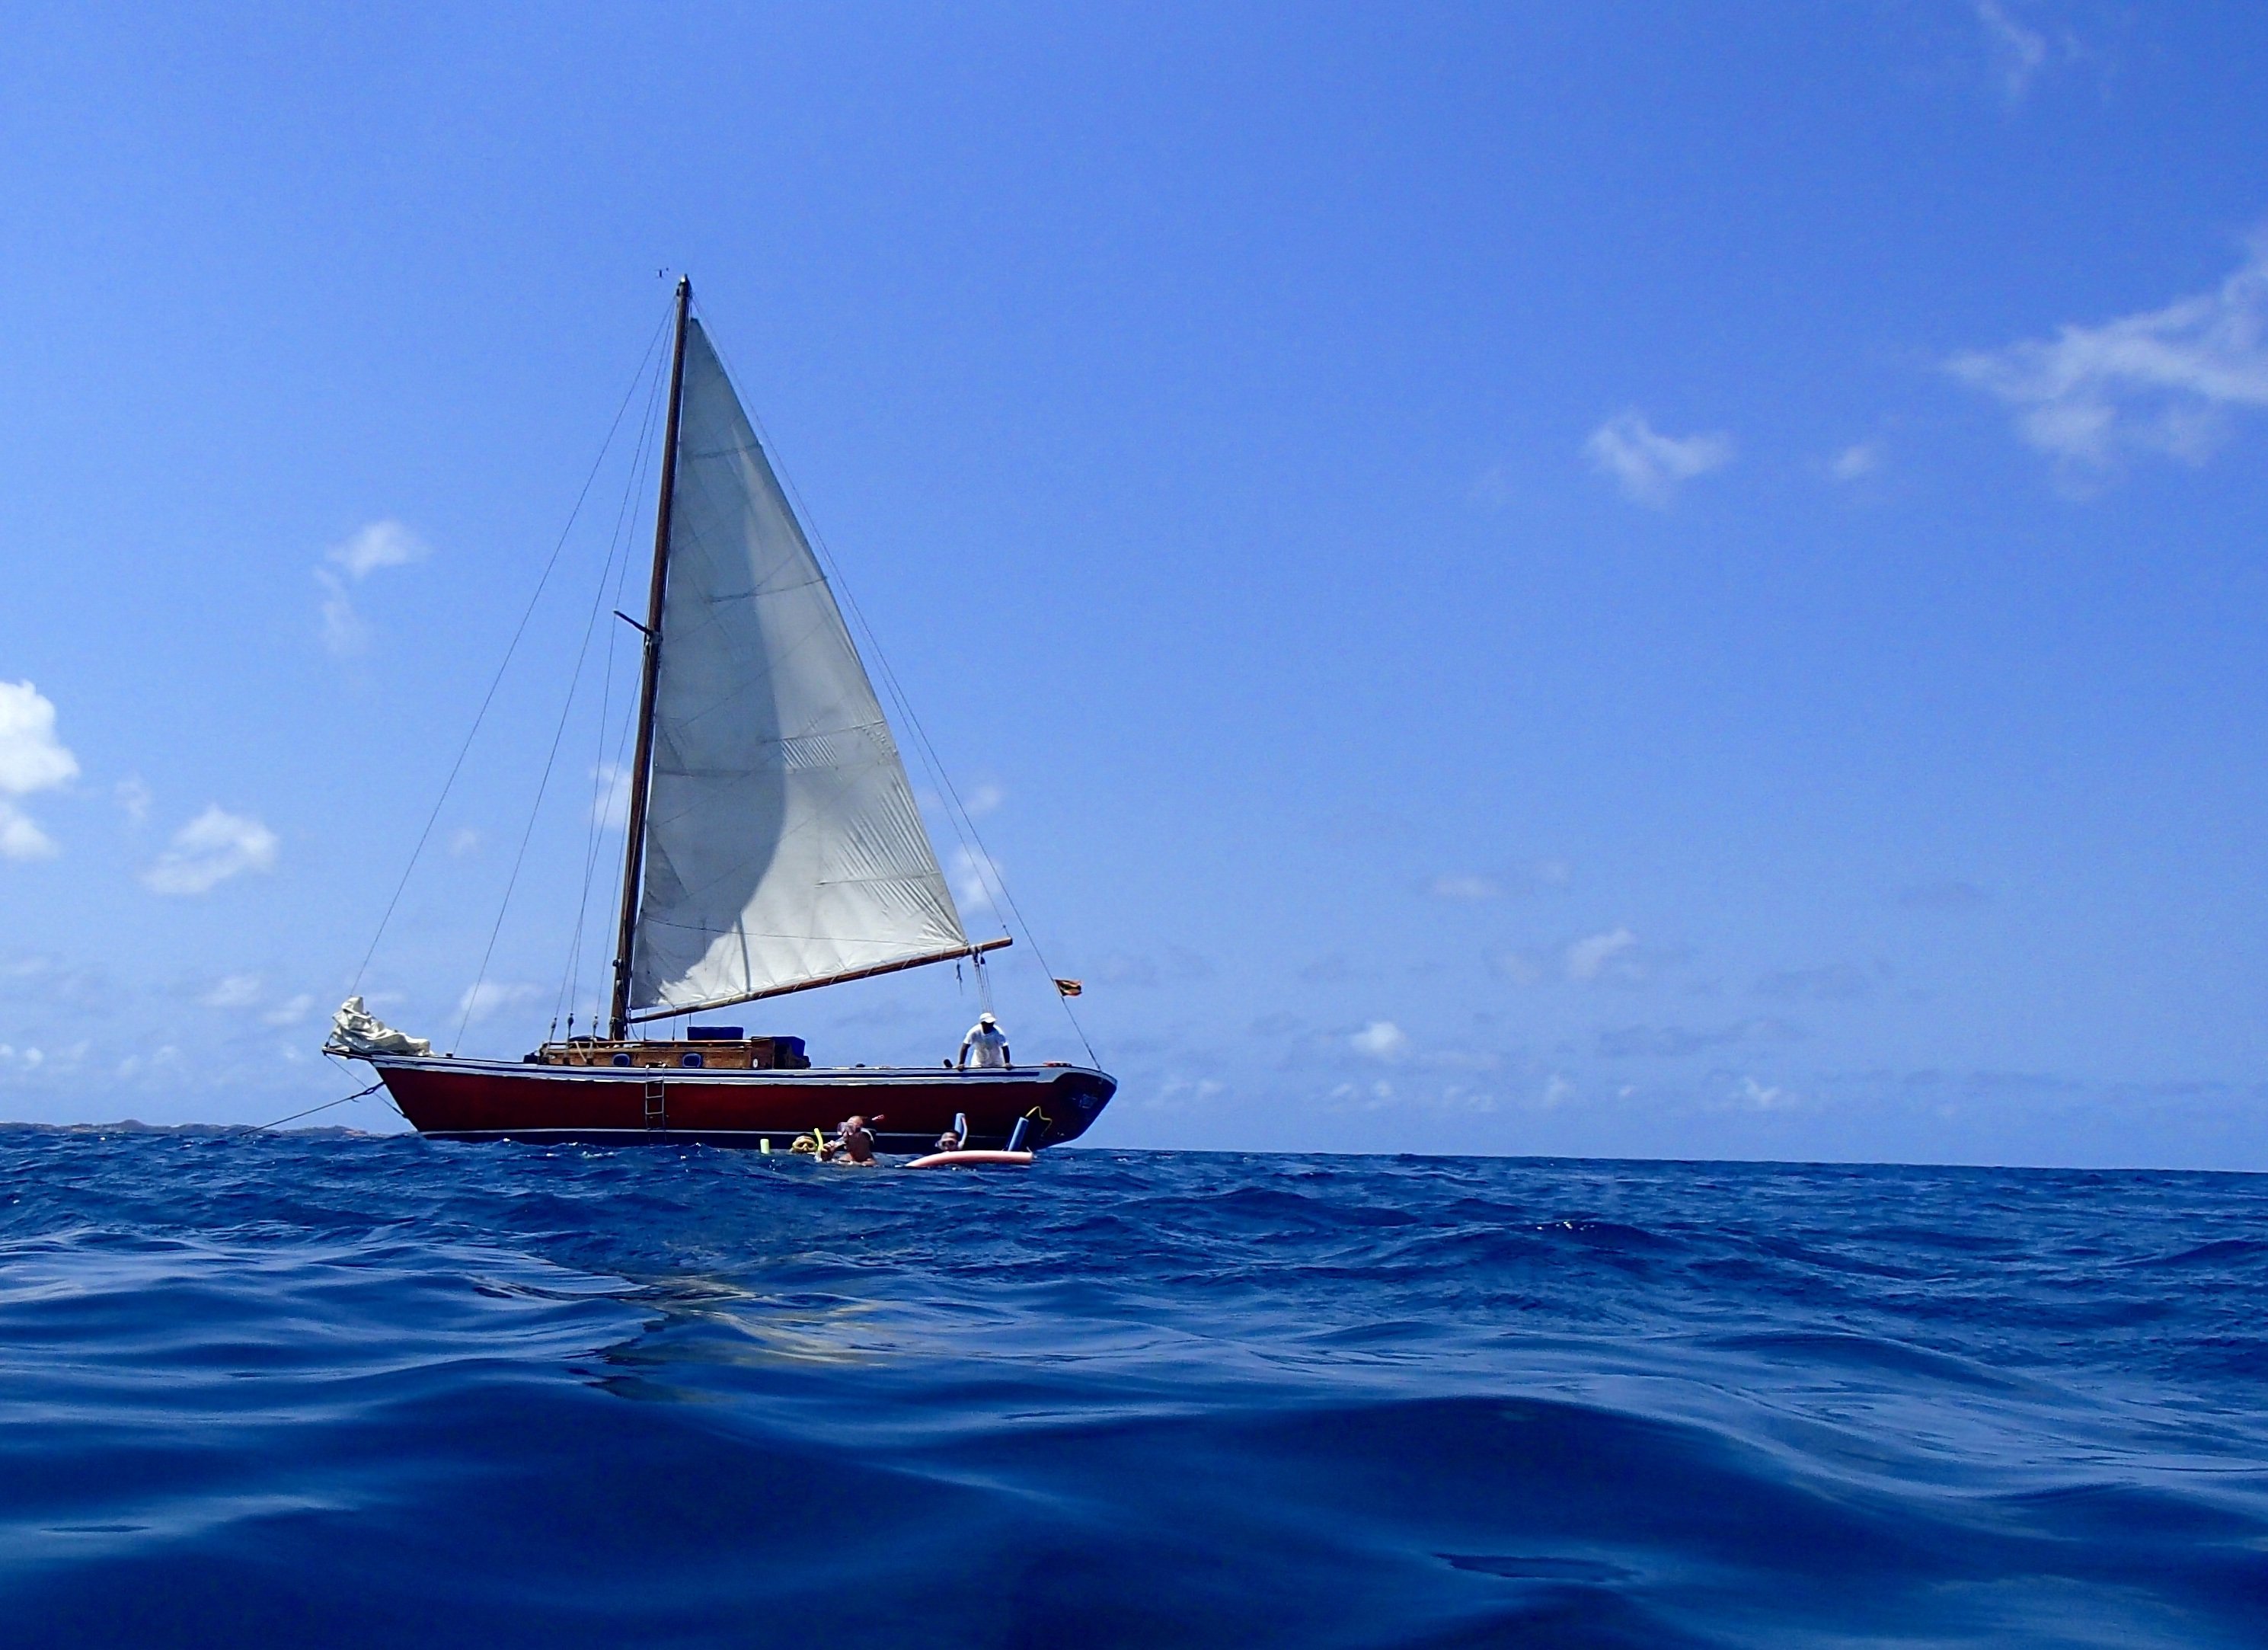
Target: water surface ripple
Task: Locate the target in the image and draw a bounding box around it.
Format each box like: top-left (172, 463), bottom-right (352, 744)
top-left (2, 1129), bottom-right (2263, 1647)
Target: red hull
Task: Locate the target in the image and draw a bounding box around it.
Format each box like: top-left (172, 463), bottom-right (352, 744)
top-left (366, 1055), bottom-right (1114, 1150)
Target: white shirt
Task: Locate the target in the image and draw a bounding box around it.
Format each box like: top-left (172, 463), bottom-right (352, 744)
top-left (960, 1022), bottom-right (1011, 1070)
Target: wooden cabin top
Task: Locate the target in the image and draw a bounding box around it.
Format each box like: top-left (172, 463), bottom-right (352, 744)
top-left (532, 1037), bottom-right (810, 1070)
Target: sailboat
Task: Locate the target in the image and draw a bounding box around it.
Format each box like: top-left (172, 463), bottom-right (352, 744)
top-left (328, 279), bottom-right (1115, 1151)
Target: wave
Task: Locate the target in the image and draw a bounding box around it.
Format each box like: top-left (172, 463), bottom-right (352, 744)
top-left (0, 1129), bottom-right (2263, 1647)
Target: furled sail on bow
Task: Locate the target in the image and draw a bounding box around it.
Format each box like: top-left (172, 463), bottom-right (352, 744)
top-left (625, 320), bottom-right (968, 1020)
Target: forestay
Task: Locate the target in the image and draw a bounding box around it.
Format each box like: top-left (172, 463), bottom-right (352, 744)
top-left (627, 320), bottom-right (968, 1018)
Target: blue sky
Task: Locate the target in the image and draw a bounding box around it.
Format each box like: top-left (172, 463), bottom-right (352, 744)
top-left (2, 4), bottom-right (2263, 1166)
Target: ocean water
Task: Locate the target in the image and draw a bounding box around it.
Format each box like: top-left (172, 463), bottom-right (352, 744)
top-left (1, 1130), bottom-right (2263, 1648)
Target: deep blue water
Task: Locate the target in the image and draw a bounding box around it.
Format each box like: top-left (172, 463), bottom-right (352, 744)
top-left (2, 1130), bottom-right (2263, 1648)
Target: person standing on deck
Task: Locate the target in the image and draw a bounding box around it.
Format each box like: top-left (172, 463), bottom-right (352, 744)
top-left (958, 1012), bottom-right (1011, 1070)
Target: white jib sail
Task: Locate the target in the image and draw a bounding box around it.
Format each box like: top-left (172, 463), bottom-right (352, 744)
top-left (628, 320), bottom-right (969, 1018)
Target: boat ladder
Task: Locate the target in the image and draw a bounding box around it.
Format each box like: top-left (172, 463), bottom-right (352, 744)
top-left (644, 1077), bottom-right (667, 1132)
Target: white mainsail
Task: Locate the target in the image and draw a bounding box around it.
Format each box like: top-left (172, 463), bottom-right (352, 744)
top-left (626, 320), bottom-right (969, 1019)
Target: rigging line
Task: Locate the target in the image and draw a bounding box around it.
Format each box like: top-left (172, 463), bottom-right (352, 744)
top-left (696, 315), bottom-right (1100, 1066)
top-left (577, 660), bottom-right (643, 1025)
top-left (555, 617), bottom-right (644, 1034)
top-left (243, 1080), bottom-right (383, 1132)
top-left (873, 631), bottom-right (1100, 1060)
top-left (569, 344), bottom-right (670, 1029)
top-left (350, 301), bottom-right (674, 994)
top-left (562, 570), bottom-right (650, 1031)
top-left (554, 346), bottom-right (670, 1034)
top-left (554, 596), bottom-right (648, 1031)
top-left (569, 427), bottom-right (663, 1027)
top-left (558, 585), bottom-right (644, 1030)
top-left (456, 399), bottom-right (663, 1055)
top-left (702, 373), bottom-right (1097, 1063)
top-left (684, 322), bottom-right (1005, 909)
top-left (549, 561), bottom-right (637, 1034)
top-left (325, 1052), bottom-right (409, 1119)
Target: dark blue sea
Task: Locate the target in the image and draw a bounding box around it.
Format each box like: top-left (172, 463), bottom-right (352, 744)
top-left (2, 1130), bottom-right (2263, 1648)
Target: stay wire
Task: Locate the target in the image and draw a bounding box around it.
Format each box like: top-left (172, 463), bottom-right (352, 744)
top-left (350, 302), bottom-right (674, 996)
top-left (698, 308), bottom-right (1100, 1067)
top-left (711, 317), bottom-right (1097, 1063)
top-left (243, 1079), bottom-right (383, 1132)
top-left (557, 530), bottom-right (653, 1035)
top-left (548, 459), bottom-right (646, 1036)
top-left (552, 348), bottom-right (669, 1034)
top-left (457, 366), bottom-right (669, 1054)
top-left (578, 651), bottom-right (644, 1023)
top-left (569, 396), bottom-right (664, 1027)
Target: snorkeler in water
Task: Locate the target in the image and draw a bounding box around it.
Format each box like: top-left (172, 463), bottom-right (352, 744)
top-left (822, 1115), bottom-right (878, 1164)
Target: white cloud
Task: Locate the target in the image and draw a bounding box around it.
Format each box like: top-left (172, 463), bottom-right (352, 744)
top-left (1350, 1020), bottom-right (1407, 1059)
top-left (1435, 862), bottom-right (1567, 903)
top-left (0, 803), bottom-right (56, 862)
top-left (201, 972), bottom-right (264, 1009)
top-left (1142, 1076), bottom-right (1226, 1114)
top-left (1975, 1), bottom-right (2047, 98)
top-left (592, 764), bottom-right (632, 830)
top-left (447, 827), bottom-right (481, 857)
top-left (114, 775), bottom-right (152, 824)
top-left (1585, 412), bottom-right (1734, 507)
top-left (0, 681), bottom-right (77, 860)
top-left (327, 520), bottom-right (429, 580)
top-left (951, 844), bottom-right (1005, 912)
top-left (318, 520), bottom-right (429, 657)
top-left (1565, 927), bottom-right (1639, 983)
top-left (142, 805), bottom-right (280, 895)
top-left (1497, 950), bottom-right (1546, 986)
top-left (1830, 441), bottom-right (1883, 481)
top-left (963, 782), bottom-right (1005, 819)
top-left (457, 980), bottom-right (539, 1025)
top-left (317, 571), bottom-right (366, 657)
top-left (1949, 236), bottom-right (2268, 472)
top-left (1736, 1074), bottom-right (1797, 1111)
top-left (1429, 874), bottom-right (1500, 901)
top-left (0, 682), bottom-right (78, 795)
top-left (191, 977), bottom-right (317, 1029)
top-left (1973, 2), bottom-right (2084, 101)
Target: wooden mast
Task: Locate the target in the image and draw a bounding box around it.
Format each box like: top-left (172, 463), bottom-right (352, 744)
top-left (608, 275), bottom-right (692, 1039)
